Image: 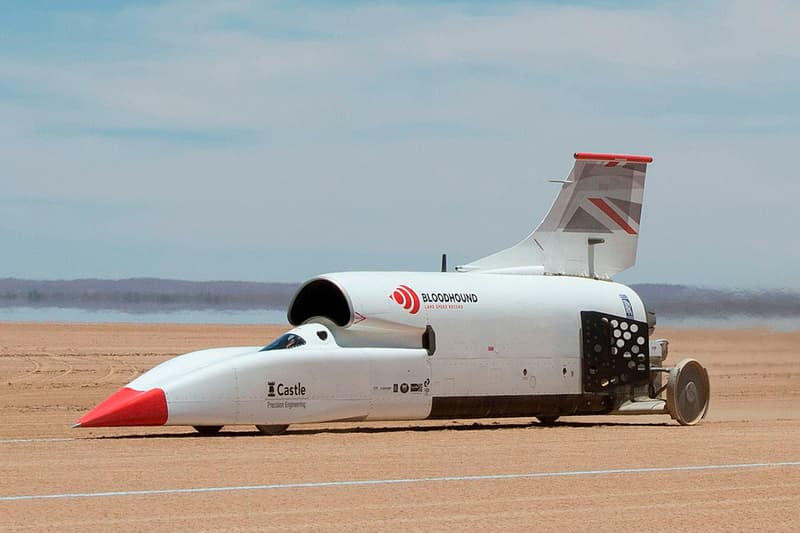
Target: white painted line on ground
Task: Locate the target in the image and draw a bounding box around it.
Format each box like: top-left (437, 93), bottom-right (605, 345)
top-left (2, 461), bottom-right (799, 502)
top-left (0, 437), bottom-right (77, 444)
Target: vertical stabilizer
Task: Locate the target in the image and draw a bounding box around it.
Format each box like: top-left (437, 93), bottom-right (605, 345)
top-left (457, 152), bottom-right (653, 278)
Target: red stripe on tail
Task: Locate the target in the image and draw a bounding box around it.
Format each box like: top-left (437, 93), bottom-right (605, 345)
top-left (589, 198), bottom-right (638, 235)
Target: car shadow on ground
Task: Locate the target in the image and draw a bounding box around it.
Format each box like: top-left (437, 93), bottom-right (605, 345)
top-left (89, 419), bottom-right (672, 439)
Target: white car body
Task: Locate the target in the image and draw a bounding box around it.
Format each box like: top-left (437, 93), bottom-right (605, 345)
top-left (76, 152), bottom-right (710, 432)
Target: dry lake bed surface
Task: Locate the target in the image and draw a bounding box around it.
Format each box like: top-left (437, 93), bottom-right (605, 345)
top-left (1, 323), bottom-right (798, 531)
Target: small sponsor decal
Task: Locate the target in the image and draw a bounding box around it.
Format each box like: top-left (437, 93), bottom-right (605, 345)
top-left (390, 285), bottom-right (420, 314)
top-left (393, 381), bottom-right (429, 394)
top-left (620, 294), bottom-right (634, 319)
top-left (267, 381), bottom-right (307, 398)
top-left (421, 292), bottom-right (478, 304)
top-left (421, 291), bottom-right (479, 311)
top-left (267, 400), bottom-right (306, 409)
top-left (390, 284), bottom-right (480, 313)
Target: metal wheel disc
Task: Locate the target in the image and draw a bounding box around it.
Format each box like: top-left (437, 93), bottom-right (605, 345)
top-left (667, 359), bottom-right (710, 425)
top-left (193, 425), bottom-right (223, 435)
top-left (255, 424), bottom-right (289, 435)
top-left (536, 416), bottom-right (560, 426)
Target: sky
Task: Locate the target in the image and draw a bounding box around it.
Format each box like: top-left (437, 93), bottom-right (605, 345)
top-left (2, 1), bottom-right (799, 288)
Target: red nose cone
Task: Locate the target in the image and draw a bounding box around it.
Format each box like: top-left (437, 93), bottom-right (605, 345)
top-left (77, 387), bottom-right (168, 427)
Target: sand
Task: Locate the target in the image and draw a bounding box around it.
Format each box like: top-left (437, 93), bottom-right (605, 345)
top-left (0, 322), bottom-right (798, 531)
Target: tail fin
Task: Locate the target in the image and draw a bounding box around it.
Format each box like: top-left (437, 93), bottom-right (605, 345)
top-left (457, 152), bottom-right (653, 279)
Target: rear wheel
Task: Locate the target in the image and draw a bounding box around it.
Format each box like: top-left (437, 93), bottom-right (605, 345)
top-left (193, 425), bottom-right (223, 435)
top-left (256, 424), bottom-right (289, 435)
top-left (536, 416), bottom-right (560, 426)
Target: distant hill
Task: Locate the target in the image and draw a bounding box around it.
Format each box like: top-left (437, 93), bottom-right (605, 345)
top-left (0, 278), bottom-right (298, 313)
top-left (630, 284), bottom-right (800, 318)
top-left (0, 278), bottom-right (798, 318)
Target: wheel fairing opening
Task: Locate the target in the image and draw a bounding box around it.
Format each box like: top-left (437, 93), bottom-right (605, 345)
top-left (288, 279), bottom-right (351, 327)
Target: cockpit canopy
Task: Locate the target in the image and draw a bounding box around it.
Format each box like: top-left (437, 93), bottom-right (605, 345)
top-left (259, 333), bottom-right (306, 352)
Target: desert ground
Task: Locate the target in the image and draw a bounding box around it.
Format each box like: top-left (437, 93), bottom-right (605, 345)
top-left (0, 322), bottom-right (798, 531)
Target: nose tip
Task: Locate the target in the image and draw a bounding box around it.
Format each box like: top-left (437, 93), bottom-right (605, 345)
top-left (76, 387), bottom-right (168, 427)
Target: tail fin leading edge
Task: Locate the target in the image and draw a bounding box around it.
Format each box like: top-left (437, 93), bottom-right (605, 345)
top-left (457, 152), bottom-right (653, 279)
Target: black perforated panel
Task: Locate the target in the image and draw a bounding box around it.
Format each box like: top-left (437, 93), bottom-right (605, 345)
top-left (581, 311), bottom-right (650, 393)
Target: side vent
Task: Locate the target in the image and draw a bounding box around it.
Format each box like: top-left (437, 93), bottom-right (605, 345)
top-left (422, 325), bottom-right (436, 356)
top-left (581, 311), bottom-right (650, 392)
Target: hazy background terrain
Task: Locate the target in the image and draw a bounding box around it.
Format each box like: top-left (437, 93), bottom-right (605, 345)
top-left (1, 278), bottom-right (797, 329)
top-left (0, 278), bottom-right (296, 312)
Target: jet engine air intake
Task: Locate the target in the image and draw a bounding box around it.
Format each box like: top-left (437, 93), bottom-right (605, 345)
top-left (288, 279), bottom-right (351, 327)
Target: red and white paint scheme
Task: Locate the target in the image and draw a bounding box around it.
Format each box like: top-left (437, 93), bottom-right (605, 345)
top-left (76, 152), bottom-right (710, 434)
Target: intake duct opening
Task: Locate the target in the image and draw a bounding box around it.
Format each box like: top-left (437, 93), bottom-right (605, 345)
top-left (288, 279), bottom-right (351, 327)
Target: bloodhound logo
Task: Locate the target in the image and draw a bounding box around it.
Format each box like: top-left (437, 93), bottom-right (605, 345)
top-left (390, 285), bottom-right (420, 314)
